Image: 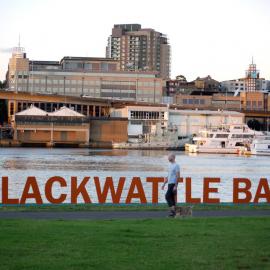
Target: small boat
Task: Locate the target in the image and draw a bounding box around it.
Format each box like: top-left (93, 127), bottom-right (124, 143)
top-left (113, 132), bottom-right (191, 150)
top-left (113, 139), bottom-right (189, 150)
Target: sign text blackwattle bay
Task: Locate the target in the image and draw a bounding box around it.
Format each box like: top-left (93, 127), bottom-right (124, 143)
top-left (1, 176), bottom-right (270, 204)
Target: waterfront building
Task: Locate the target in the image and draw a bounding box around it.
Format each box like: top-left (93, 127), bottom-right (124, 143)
top-left (12, 104), bottom-right (128, 147)
top-left (106, 24), bottom-right (171, 79)
top-left (6, 47), bottom-right (163, 103)
top-left (111, 103), bottom-right (245, 138)
top-left (240, 91), bottom-right (269, 111)
top-left (172, 92), bottom-right (270, 131)
top-left (0, 91), bottom-right (111, 124)
top-left (13, 105), bottom-right (90, 146)
top-left (89, 117), bottom-right (128, 145)
top-left (169, 109), bottom-right (244, 136)
top-left (173, 94), bottom-right (241, 111)
top-left (173, 92), bottom-right (270, 113)
top-left (111, 104), bottom-right (168, 138)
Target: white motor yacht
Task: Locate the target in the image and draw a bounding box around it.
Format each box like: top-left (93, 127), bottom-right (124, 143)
top-left (185, 124), bottom-right (263, 154)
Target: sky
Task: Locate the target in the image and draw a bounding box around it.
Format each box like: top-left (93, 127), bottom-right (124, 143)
top-left (0, 0), bottom-right (269, 81)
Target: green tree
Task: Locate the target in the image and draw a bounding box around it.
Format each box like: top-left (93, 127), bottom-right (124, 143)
top-left (247, 119), bottom-right (262, 131)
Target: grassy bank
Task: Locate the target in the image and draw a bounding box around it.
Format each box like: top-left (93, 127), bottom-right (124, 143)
top-left (0, 217), bottom-right (270, 269)
top-left (1, 203), bottom-right (270, 212)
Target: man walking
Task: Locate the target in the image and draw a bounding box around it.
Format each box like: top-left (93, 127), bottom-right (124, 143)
top-left (161, 153), bottom-right (180, 217)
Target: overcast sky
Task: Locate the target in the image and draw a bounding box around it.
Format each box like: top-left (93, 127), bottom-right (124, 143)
top-left (0, 0), bottom-right (269, 81)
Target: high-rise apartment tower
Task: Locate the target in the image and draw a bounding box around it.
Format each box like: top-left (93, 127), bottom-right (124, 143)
top-left (106, 24), bottom-right (171, 79)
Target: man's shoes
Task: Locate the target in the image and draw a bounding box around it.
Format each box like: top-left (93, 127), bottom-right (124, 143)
top-left (167, 210), bottom-right (176, 217)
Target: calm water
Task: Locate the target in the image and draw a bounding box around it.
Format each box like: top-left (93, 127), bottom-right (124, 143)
top-left (0, 148), bottom-right (269, 203)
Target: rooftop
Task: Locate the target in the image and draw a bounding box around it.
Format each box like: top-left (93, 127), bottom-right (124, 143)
top-left (15, 105), bottom-right (85, 117)
top-left (60, 56), bottom-right (118, 62)
top-left (16, 105), bottom-right (48, 116)
top-left (29, 61), bottom-right (60, 66)
top-left (49, 106), bottom-right (85, 117)
top-left (169, 109), bottom-right (244, 116)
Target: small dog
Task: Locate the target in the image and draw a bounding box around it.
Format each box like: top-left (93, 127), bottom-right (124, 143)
top-left (174, 206), bottom-right (193, 218)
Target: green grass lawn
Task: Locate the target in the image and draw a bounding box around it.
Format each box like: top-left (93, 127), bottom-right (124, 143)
top-left (0, 217), bottom-right (270, 270)
top-left (1, 203), bottom-right (270, 212)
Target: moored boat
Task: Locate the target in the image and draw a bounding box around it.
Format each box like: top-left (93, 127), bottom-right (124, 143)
top-left (249, 134), bottom-right (270, 156)
top-left (186, 124), bottom-right (263, 154)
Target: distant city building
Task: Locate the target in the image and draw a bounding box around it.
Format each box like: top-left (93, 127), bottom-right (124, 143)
top-left (245, 59), bottom-right (259, 92)
top-left (166, 75), bottom-right (195, 96)
top-left (166, 75), bottom-right (220, 97)
top-left (220, 60), bottom-right (270, 93)
top-left (173, 91), bottom-right (270, 113)
top-left (220, 78), bottom-right (246, 92)
top-left (106, 24), bottom-right (171, 79)
top-left (221, 78), bottom-right (269, 93)
top-left (7, 47), bottom-right (163, 103)
top-left (194, 76), bottom-right (220, 92)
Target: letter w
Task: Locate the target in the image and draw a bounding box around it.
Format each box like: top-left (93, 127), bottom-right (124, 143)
top-left (94, 177), bottom-right (125, 204)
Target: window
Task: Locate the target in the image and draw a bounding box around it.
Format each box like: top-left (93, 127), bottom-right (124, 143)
top-left (77, 63), bottom-right (83, 69)
top-left (235, 142), bottom-right (244, 147)
top-left (215, 134), bottom-right (229, 138)
top-left (232, 134), bottom-right (243, 138)
top-left (84, 63), bottom-right (92, 70)
top-left (101, 63), bottom-right (108, 72)
top-left (243, 134), bottom-right (253, 139)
